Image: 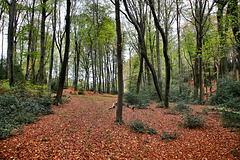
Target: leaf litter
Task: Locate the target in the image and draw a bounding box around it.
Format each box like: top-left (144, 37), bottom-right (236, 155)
top-left (0, 88), bottom-right (239, 159)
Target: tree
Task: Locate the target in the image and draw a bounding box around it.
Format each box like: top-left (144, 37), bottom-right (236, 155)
top-left (25, 0), bottom-right (36, 81)
top-left (148, 0), bottom-right (171, 108)
top-left (6, 0), bottom-right (16, 87)
top-left (216, 0), bottom-right (228, 77)
top-left (228, 0), bottom-right (240, 79)
top-left (54, 0), bottom-right (71, 105)
top-left (48, 0), bottom-right (57, 94)
top-left (115, 0), bottom-right (123, 123)
top-left (122, 0), bottom-right (165, 105)
top-left (39, 0), bottom-right (47, 83)
top-left (184, 0), bottom-right (214, 102)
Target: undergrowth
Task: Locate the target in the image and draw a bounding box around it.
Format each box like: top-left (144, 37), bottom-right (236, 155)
top-left (210, 78), bottom-right (240, 130)
top-left (179, 113), bottom-right (205, 129)
top-left (128, 119), bottom-right (156, 135)
top-left (0, 89), bottom-right (53, 140)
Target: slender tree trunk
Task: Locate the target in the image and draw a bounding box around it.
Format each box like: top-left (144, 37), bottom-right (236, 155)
top-left (228, 0), bottom-right (240, 80)
top-left (7, 0), bottom-right (16, 87)
top-left (136, 54), bottom-right (143, 93)
top-left (115, 0), bottom-right (123, 123)
top-left (54, 0), bottom-right (71, 105)
top-left (74, 31), bottom-right (80, 91)
top-left (217, 0), bottom-right (228, 77)
top-left (177, 0), bottom-right (182, 94)
top-left (148, 0), bottom-right (170, 107)
top-left (48, 0), bottom-right (57, 94)
top-left (39, 0), bottom-right (47, 83)
top-left (25, 0), bottom-right (36, 81)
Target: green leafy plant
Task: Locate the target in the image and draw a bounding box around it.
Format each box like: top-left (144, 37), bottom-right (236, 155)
top-left (179, 113), bottom-right (205, 129)
top-left (128, 119), bottom-right (156, 135)
top-left (124, 92), bottom-right (149, 109)
top-left (0, 91), bottom-right (53, 140)
top-left (160, 131), bottom-right (179, 140)
top-left (172, 103), bottom-right (193, 113)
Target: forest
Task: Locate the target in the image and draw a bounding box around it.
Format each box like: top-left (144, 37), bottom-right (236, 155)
top-left (0, 0), bottom-right (240, 159)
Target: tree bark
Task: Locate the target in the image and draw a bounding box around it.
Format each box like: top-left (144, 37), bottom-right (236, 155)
top-left (25, 0), bottom-right (36, 81)
top-left (54, 0), bottom-right (71, 105)
top-left (39, 0), bottom-right (47, 83)
top-left (48, 0), bottom-right (57, 94)
top-left (7, 0), bottom-right (16, 87)
top-left (136, 53), bottom-right (143, 94)
top-left (115, 0), bottom-right (123, 123)
top-left (148, 0), bottom-right (171, 107)
top-left (216, 0), bottom-right (228, 77)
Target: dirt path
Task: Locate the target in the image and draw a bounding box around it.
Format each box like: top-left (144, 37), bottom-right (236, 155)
top-left (1, 88), bottom-right (239, 159)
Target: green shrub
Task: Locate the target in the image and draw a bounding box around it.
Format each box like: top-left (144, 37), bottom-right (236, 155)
top-left (179, 113), bottom-right (205, 129)
top-left (221, 111), bottom-right (240, 128)
top-left (156, 102), bottom-right (166, 108)
top-left (210, 78), bottom-right (240, 105)
top-left (128, 119), bottom-right (156, 135)
top-left (124, 92), bottom-right (149, 109)
top-left (0, 92), bottom-right (53, 140)
top-left (172, 103), bottom-right (193, 113)
top-left (78, 89), bottom-right (85, 95)
top-left (160, 131), bottom-right (179, 140)
top-left (111, 89), bottom-right (118, 95)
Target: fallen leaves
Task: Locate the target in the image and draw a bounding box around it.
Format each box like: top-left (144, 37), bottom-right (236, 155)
top-left (0, 88), bottom-right (239, 159)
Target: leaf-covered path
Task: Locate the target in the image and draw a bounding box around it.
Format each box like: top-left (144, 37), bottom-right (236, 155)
top-left (1, 89), bottom-right (240, 159)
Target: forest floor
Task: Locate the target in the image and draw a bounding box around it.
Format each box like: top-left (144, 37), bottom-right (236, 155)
top-left (0, 88), bottom-right (240, 159)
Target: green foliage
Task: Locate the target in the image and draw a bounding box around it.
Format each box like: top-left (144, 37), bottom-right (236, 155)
top-left (209, 78), bottom-right (240, 130)
top-left (110, 89), bottom-right (118, 95)
top-left (160, 131), bottom-right (179, 140)
top-left (124, 91), bottom-right (149, 109)
top-left (0, 91), bottom-right (53, 140)
top-left (78, 88), bottom-right (85, 95)
top-left (128, 119), bottom-right (156, 135)
top-left (169, 84), bottom-right (199, 104)
top-left (221, 111), bottom-right (240, 129)
top-left (210, 78), bottom-right (240, 105)
top-left (51, 78), bottom-right (59, 93)
top-left (156, 102), bottom-right (166, 108)
top-left (172, 103), bottom-right (193, 113)
top-left (0, 59), bottom-right (25, 83)
top-left (179, 113), bottom-right (205, 129)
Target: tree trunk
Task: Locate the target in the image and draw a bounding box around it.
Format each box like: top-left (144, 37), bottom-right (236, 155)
top-left (136, 54), bottom-right (143, 94)
top-left (177, 0), bottom-right (182, 94)
top-left (48, 0), bottom-right (57, 94)
top-left (74, 31), bottom-right (80, 91)
top-left (115, 0), bottom-right (123, 123)
top-left (54, 0), bottom-right (71, 105)
top-left (7, 0), bottom-right (16, 87)
top-left (217, 0), bottom-right (228, 77)
top-left (25, 0), bottom-right (36, 81)
top-left (148, 0), bottom-right (170, 107)
top-left (228, 0), bottom-right (240, 80)
top-left (39, 0), bottom-right (47, 83)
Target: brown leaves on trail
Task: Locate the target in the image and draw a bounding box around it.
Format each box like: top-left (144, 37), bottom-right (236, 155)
top-left (1, 88), bottom-right (240, 159)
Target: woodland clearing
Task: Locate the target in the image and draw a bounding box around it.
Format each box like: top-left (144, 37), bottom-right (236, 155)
top-left (0, 88), bottom-right (239, 159)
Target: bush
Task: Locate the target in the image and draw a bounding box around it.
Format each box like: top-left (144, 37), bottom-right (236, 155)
top-left (172, 103), bottom-right (193, 113)
top-left (110, 89), bottom-right (118, 95)
top-left (78, 88), bottom-right (85, 95)
top-left (160, 131), bottom-right (179, 140)
top-left (179, 113), bottom-right (205, 129)
top-left (124, 92), bottom-right (149, 109)
top-left (128, 119), bottom-right (156, 135)
top-left (0, 93), bottom-right (53, 140)
top-left (221, 111), bottom-right (240, 129)
top-left (210, 78), bottom-right (240, 105)
top-left (51, 78), bottom-right (59, 93)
